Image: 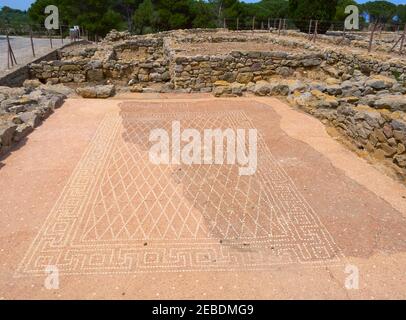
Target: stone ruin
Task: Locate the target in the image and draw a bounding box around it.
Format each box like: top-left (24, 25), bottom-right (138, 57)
top-left (1, 28), bottom-right (406, 180)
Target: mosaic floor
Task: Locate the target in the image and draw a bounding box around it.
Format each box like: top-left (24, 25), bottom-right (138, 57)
top-left (16, 106), bottom-right (342, 276)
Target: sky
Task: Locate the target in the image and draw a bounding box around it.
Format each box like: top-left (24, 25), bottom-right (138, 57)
top-left (0, 0), bottom-right (405, 11)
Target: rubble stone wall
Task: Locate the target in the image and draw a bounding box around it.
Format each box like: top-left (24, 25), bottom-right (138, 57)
top-left (286, 78), bottom-right (406, 178)
top-left (29, 38), bottom-right (170, 85)
top-left (171, 52), bottom-right (323, 91)
top-left (28, 31), bottom-right (406, 91)
top-left (21, 29), bottom-right (406, 178)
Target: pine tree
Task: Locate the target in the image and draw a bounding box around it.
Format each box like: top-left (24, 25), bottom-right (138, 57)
top-left (289, 0), bottom-right (338, 33)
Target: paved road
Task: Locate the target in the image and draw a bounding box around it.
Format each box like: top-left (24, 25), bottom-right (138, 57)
top-left (0, 94), bottom-right (405, 299)
top-left (0, 35), bottom-right (64, 75)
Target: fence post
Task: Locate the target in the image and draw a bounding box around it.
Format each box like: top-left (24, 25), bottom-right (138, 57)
top-left (342, 24), bottom-right (346, 40)
top-left (313, 20), bottom-right (318, 43)
top-left (6, 32), bottom-right (17, 68)
top-left (236, 17), bottom-right (239, 31)
top-left (49, 31), bottom-right (53, 48)
top-left (278, 18), bottom-right (282, 36)
top-left (7, 33), bottom-right (11, 69)
top-left (30, 27), bottom-right (36, 57)
top-left (268, 18), bottom-right (270, 32)
top-left (223, 18), bottom-right (226, 29)
top-left (400, 24), bottom-right (406, 54)
top-left (252, 16), bottom-right (255, 31)
top-left (368, 22), bottom-right (378, 53)
top-left (308, 19), bottom-right (313, 38)
top-left (60, 25), bottom-right (64, 44)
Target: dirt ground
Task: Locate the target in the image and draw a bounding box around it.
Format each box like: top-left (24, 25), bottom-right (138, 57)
top-left (175, 30), bottom-right (406, 61)
top-left (0, 94), bottom-right (405, 299)
top-left (0, 36), bottom-right (64, 76)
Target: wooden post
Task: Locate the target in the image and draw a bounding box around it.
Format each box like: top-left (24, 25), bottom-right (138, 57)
top-left (400, 24), bottom-right (406, 54)
top-left (368, 22), bottom-right (378, 53)
top-left (49, 31), bottom-right (53, 48)
top-left (6, 33), bottom-right (17, 68)
top-left (390, 28), bottom-right (403, 52)
top-left (283, 18), bottom-right (286, 31)
top-left (236, 17), bottom-right (239, 31)
top-left (268, 18), bottom-right (270, 32)
top-left (252, 16), bottom-right (255, 31)
top-left (6, 33), bottom-right (11, 69)
top-left (313, 20), bottom-right (318, 43)
top-left (10, 40), bottom-right (17, 65)
top-left (30, 28), bottom-right (35, 57)
top-left (223, 18), bottom-right (226, 29)
top-left (278, 18), bottom-right (282, 36)
top-left (341, 23), bottom-right (346, 43)
top-left (60, 25), bottom-right (64, 44)
top-left (308, 19), bottom-right (313, 37)
top-left (380, 23), bottom-right (385, 36)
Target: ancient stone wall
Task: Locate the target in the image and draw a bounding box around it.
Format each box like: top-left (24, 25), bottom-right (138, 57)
top-left (0, 50), bottom-right (59, 87)
top-left (28, 30), bottom-right (406, 92)
top-left (29, 37), bottom-right (170, 85)
top-left (3, 29), bottom-right (406, 179)
top-left (286, 76), bottom-right (406, 178)
top-left (171, 51), bottom-right (323, 91)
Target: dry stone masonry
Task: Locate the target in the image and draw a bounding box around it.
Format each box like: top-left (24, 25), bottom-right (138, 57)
top-left (1, 29), bottom-right (406, 178)
top-left (0, 80), bottom-right (70, 155)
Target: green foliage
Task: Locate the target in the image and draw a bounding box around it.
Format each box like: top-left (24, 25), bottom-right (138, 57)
top-left (190, 0), bottom-right (217, 28)
top-left (396, 5), bottom-right (406, 24)
top-left (288, 0), bottom-right (338, 33)
top-left (4, 0), bottom-right (403, 37)
top-left (360, 1), bottom-right (397, 23)
top-left (27, 0), bottom-right (51, 24)
top-left (0, 6), bottom-right (30, 29)
top-left (289, 0), bottom-right (338, 21)
top-left (27, 0), bottom-right (125, 36)
top-left (259, 0), bottom-right (289, 18)
top-left (133, 0), bottom-right (156, 34)
top-left (145, 0), bottom-right (193, 31)
top-left (334, 0), bottom-right (357, 21)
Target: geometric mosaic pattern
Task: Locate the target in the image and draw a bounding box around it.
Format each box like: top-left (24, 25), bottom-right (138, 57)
top-left (16, 106), bottom-right (343, 276)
